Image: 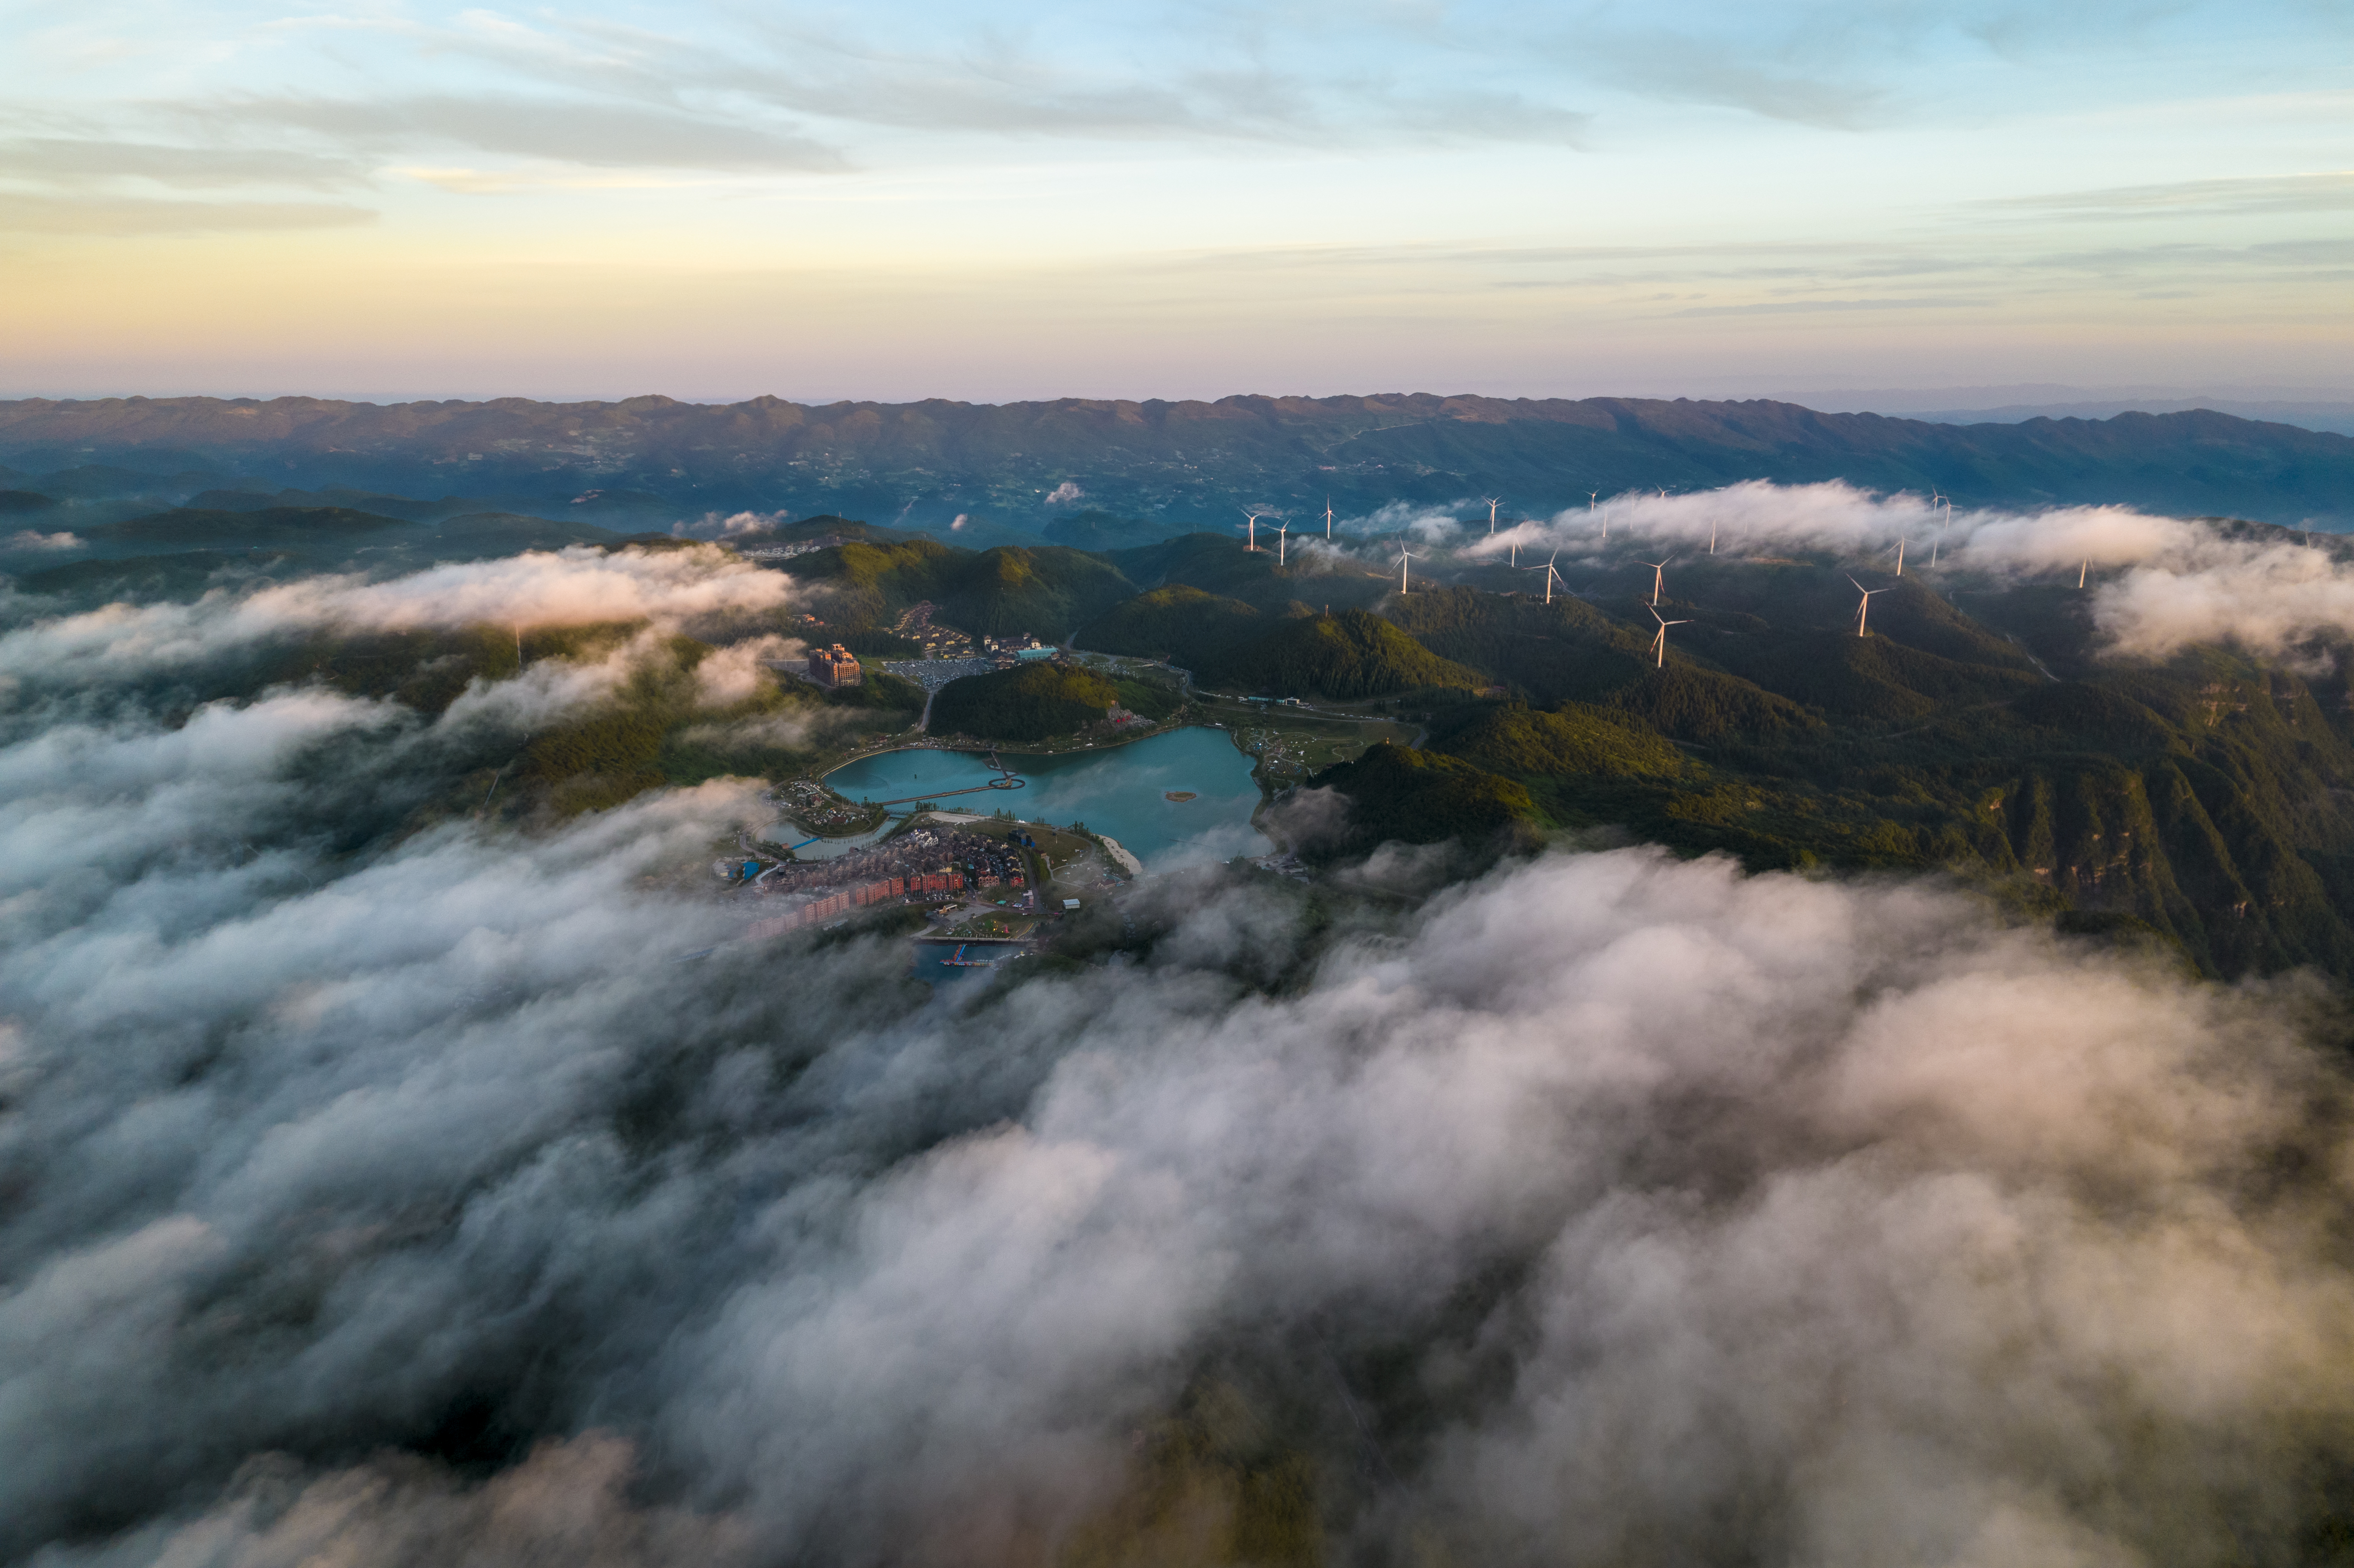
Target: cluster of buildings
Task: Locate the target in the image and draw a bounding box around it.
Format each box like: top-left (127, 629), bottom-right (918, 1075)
top-left (891, 602), bottom-right (974, 660)
top-left (735, 536), bottom-right (845, 561)
top-left (747, 826), bottom-right (1031, 940)
top-left (980, 635), bottom-right (1055, 663)
top-left (744, 871), bottom-right (975, 939)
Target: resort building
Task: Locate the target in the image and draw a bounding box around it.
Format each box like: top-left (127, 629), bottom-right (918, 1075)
top-left (808, 644), bottom-right (863, 687)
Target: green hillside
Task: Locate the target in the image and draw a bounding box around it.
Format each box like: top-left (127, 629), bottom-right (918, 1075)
top-left (1379, 587), bottom-right (1811, 739)
top-left (1280, 569), bottom-right (2354, 978)
top-left (1105, 532), bottom-right (1391, 611)
top-left (1197, 610), bottom-right (1483, 700)
top-left (941, 545), bottom-right (1135, 637)
top-left (793, 539), bottom-right (1136, 640)
top-left (928, 662), bottom-right (1124, 743)
top-left (1429, 703), bottom-right (1691, 780)
top-left (1302, 743), bottom-right (1538, 857)
top-left (1077, 585), bottom-right (1265, 666)
top-left (791, 538), bottom-right (960, 632)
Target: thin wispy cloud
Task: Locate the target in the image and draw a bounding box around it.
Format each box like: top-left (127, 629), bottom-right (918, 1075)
top-left (1981, 169), bottom-right (2354, 218)
top-left (0, 190), bottom-right (377, 234)
top-left (190, 94), bottom-right (851, 174)
top-left (0, 137), bottom-right (369, 190)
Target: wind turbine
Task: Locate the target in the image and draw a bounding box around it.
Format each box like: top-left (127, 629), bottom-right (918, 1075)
top-left (1847, 574), bottom-right (1886, 638)
top-left (1894, 536), bottom-right (1906, 576)
top-left (1709, 520), bottom-right (1719, 555)
top-left (1242, 509), bottom-right (1264, 552)
top-left (2077, 558), bottom-right (2088, 588)
top-left (1639, 557), bottom-right (1673, 606)
top-left (1270, 520), bottom-right (1289, 566)
top-left (1484, 496), bottom-right (1503, 534)
top-left (1648, 605), bottom-right (1690, 669)
top-left (1323, 496), bottom-right (1336, 539)
top-left (1395, 547), bottom-right (1422, 593)
top-left (1525, 551), bottom-right (1563, 604)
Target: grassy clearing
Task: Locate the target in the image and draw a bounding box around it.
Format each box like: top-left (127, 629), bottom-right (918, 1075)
top-left (1192, 699), bottom-right (1419, 784)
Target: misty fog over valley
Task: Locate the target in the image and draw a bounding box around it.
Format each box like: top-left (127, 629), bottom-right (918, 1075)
top-left (8, 0), bottom-right (2353, 1550)
top-left (8, 437), bottom-right (2354, 1565)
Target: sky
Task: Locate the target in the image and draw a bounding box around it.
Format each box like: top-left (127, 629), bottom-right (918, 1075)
top-left (2, 0), bottom-right (2350, 403)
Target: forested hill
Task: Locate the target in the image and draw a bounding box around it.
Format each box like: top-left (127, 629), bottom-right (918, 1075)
top-left (3, 393), bottom-right (2348, 533)
top-left (1295, 562), bottom-right (2354, 982)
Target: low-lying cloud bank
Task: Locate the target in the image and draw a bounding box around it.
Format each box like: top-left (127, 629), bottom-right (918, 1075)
top-left (0, 543), bottom-right (795, 685)
top-left (1438, 480), bottom-right (2354, 663)
top-left (5, 677), bottom-right (2352, 1564)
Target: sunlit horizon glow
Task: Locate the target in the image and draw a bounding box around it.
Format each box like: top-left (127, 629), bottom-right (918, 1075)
top-left (3, 0), bottom-right (2350, 404)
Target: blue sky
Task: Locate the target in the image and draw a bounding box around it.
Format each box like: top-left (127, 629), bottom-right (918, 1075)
top-left (3, 0), bottom-right (2348, 401)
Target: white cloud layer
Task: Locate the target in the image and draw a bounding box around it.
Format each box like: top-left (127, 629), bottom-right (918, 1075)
top-left (0, 544), bottom-right (794, 684)
top-left (4, 686), bottom-right (2351, 1563)
top-left (1461, 480), bottom-right (2354, 661)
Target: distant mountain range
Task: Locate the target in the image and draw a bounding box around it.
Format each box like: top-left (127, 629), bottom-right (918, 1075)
top-left (3, 392), bottom-right (2350, 534)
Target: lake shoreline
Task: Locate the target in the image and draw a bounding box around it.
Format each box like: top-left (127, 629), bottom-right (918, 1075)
top-left (819, 717), bottom-right (1259, 787)
top-left (822, 726), bottom-right (1270, 873)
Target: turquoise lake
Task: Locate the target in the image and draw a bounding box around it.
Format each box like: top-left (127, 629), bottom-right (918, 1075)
top-left (824, 725), bottom-right (1267, 870)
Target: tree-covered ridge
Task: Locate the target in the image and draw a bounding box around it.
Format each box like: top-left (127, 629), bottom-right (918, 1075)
top-left (1381, 585), bottom-right (1812, 740)
top-left (791, 538), bottom-right (1137, 641)
top-left (928, 662), bottom-right (1126, 743)
top-left (1284, 566), bottom-right (2354, 977)
top-left (1103, 532), bottom-right (1390, 612)
top-left (1302, 743), bottom-right (1537, 857)
top-left (1429, 703), bottom-right (1691, 780)
top-left (1196, 609), bottom-right (1483, 700)
top-left (1076, 584), bottom-right (1266, 667)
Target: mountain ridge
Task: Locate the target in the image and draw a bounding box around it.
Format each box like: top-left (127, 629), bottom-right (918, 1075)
top-left (4, 393), bottom-right (2348, 532)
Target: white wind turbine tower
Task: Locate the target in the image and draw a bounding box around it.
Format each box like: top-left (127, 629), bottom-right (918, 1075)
top-left (1639, 557), bottom-right (1673, 606)
top-left (1648, 605), bottom-right (1691, 668)
top-left (1270, 520), bottom-right (1289, 566)
top-left (1709, 519), bottom-right (1719, 554)
top-left (1242, 509), bottom-right (1264, 551)
top-left (1525, 551), bottom-right (1564, 604)
top-left (1395, 547), bottom-right (1422, 593)
top-left (1485, 496), bottom-right (1503, 534)
top-left (2078, 558), bottom-right (2088, 588)
top-left (1847, 574), bottom-right (1886, 638)
top-left (1894, 535), bottom-right (1907, 576)
top-left (1324, 497), bottom-right (1336, 539)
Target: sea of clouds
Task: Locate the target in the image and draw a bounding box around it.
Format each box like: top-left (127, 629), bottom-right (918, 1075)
top-left (4, 520), bottom-right (2354, 1565)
